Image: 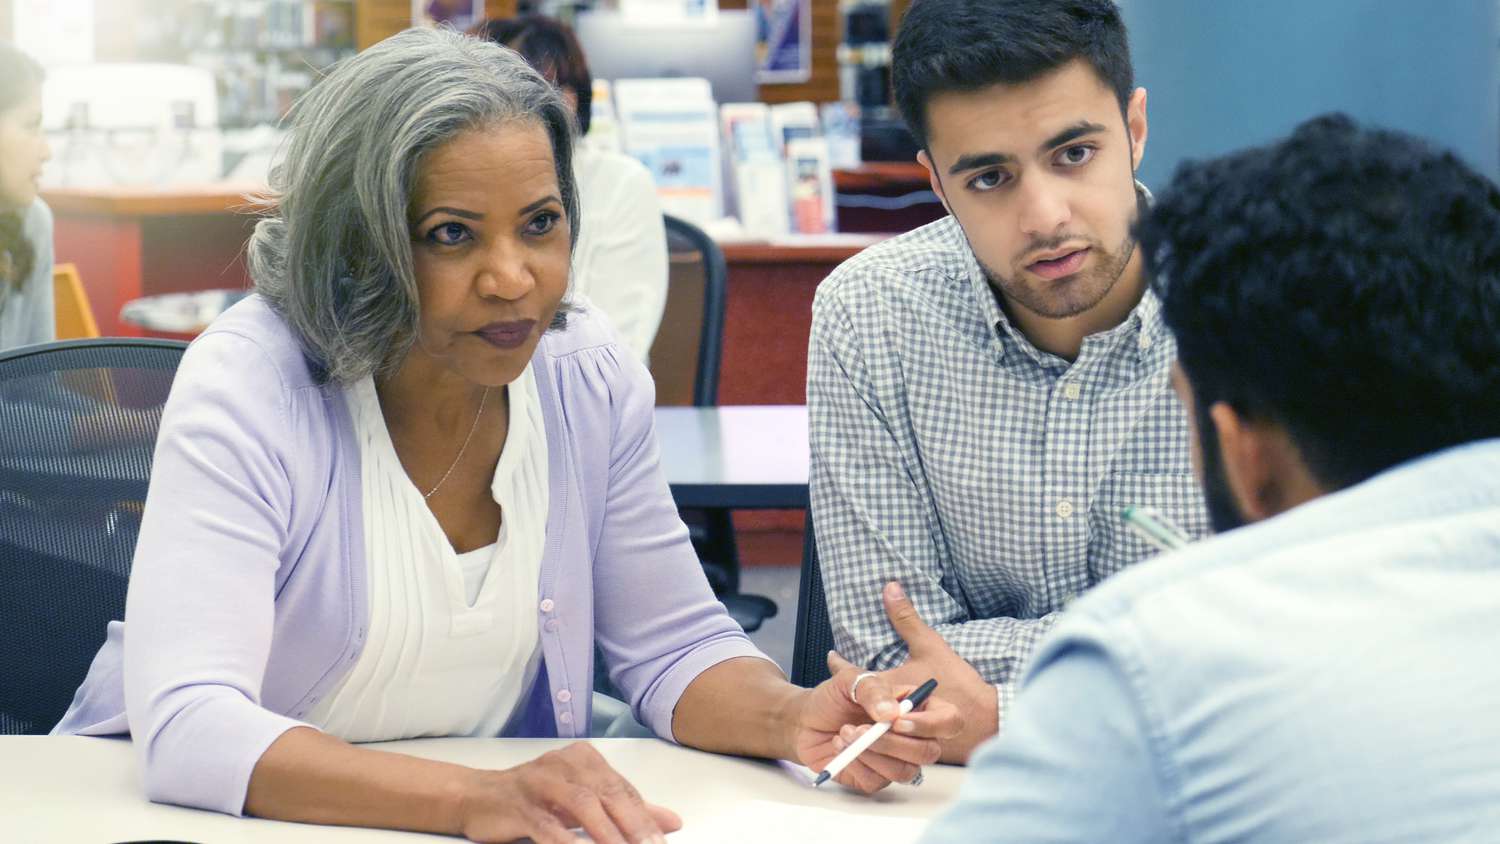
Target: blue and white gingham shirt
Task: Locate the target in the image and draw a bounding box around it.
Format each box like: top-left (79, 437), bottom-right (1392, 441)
top-left (807, 215), bottom-right (1209, 716)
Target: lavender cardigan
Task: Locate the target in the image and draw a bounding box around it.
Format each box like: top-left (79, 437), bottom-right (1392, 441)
top-left (53, 295), bottom-right (766, 815)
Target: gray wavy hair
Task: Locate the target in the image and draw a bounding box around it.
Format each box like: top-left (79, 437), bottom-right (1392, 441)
top-left (249, 27), bottom-right (580, 384)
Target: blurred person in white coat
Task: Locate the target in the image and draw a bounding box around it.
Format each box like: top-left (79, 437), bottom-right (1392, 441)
top-left (475, 16), bottom-right (668, 363)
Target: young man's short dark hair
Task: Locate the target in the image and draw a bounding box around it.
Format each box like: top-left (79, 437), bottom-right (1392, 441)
top-left (891, 0), bottom-right (1133, 149)
top-left (471, 15), bottom-right (594, 135)
top-left (1139, 113), bottom-right (1500, 494)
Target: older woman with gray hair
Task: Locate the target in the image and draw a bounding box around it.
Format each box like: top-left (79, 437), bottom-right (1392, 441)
top-left (53, 27), bottom-right (959, 843)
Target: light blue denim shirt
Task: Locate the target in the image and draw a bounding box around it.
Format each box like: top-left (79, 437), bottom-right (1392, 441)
top-left (923, 438), bottom-right (1500, 843)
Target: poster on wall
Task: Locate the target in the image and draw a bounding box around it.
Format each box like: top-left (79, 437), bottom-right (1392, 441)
top-left (414, 0), bottom-right (486, 30)
top-left (754, 0), bottom-right (811, 84)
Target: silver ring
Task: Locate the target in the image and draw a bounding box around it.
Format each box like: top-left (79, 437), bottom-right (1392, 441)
top-left (849, 671), bottom-right (879, 704)
top-left (910, 771), bottom-right (925, 787)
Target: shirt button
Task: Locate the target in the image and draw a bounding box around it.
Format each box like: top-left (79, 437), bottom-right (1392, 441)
top-left (1063, 382), bottom-right (1081, 401)
top-left (558, 711), bottom-right (574, 725)
top-left (1138, 332), bottom-right (1153, 350)
top-left (539, 598), bottom-right (555, 613)
top-left (556, 689), bottom-right (572, 703)
top-left (1055, 499), bottom-right (1075, 519)
top-left (545, 619), bottom-right (560, 633)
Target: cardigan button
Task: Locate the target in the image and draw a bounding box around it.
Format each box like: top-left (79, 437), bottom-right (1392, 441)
top-left (545, 619), bottom-right (560, 633)
top-left (556, 689), bottom-right (572, 703)
top-left (539, 598), bottom-right (555, 613)
top-left (558, 711), bottom-right (574, 725)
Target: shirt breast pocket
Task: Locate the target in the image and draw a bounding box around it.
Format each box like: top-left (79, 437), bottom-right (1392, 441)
top-left (1089, 471), bottom-right (1209, 582)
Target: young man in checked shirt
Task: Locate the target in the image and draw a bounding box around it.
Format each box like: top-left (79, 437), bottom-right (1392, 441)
top-left (808, 0), bottom-right (1208, 761)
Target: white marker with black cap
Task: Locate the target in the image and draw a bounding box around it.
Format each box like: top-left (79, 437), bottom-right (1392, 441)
top-left (813, 678), bottom-right (939, 788)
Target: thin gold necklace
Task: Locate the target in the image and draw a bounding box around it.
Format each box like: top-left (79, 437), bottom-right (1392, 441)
top-left (423, 386), bottom-right (491, 500)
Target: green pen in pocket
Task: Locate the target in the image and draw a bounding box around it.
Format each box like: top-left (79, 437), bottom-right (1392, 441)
top-left (1120, 505), bottom-right (1192, 552)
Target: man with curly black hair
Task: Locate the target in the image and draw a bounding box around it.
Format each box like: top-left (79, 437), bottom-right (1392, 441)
top-left (922, 113), bottom-right (1500, 841)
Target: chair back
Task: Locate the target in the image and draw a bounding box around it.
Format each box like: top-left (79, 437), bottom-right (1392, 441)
top-left (643, 217), bottom-right (778, 627)
top-left (51, 264), bottom-right (100, 340)
top-left (648, 215), bottom-right (727, 407)
top-left (0, 339), bottom-right (186, 734)
top-left (791, 512), bottom-right (836, 687)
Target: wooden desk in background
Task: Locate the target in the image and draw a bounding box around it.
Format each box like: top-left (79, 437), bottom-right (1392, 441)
top-left (832, 161), bottom-right (932, 193)
top-left (832, 162), bottom-right (945, 235)
top-left (716, 235), bottom-right (884, 406)
top-left (43, 185), bottom-right (261, 339)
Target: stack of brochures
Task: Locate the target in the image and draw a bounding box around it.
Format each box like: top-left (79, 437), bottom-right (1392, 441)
top-left (718, 100), bottom-right (840, 235)
top-left (613, 77), bottom-right (726, 226)
top-left (604, 78), bottom-right (854, 235)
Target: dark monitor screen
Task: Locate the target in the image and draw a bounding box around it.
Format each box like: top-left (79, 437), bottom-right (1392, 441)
top-left (574, 11), bottom-right (759, 105)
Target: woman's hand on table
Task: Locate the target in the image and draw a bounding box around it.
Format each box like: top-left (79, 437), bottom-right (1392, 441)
top-left (790, 651), bottom-right (964, 794)
top-left (459, 743), bottom-right (680, 844)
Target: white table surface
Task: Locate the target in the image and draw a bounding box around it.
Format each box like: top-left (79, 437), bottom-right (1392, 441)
top-left (653, 406), bottom-right (809, 509)
top-left (0, 736), bottom-right (962, 842)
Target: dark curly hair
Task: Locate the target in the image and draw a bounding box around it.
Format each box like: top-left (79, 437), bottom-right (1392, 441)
top-left (892, 0), bottom-right (1132, 150)
top-left (470, 16), bottom-right (593, 136)
top-left (1, 43), bottom-right (45, 291)
top-left (1138, 113), bottom-right (1500, 492)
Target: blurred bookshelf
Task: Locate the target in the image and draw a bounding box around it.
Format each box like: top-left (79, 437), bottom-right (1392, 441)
top-left (1, 0), bottom-right (521, 128)
top-left (109, 0), bottom-right (357, 128)
top-left (357, 0), bottom-right (516, 49)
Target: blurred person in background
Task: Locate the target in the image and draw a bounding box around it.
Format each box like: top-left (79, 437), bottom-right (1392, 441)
top-left (0, 42), bottom-right (160, 455)
top-left (0, 42), bottom-right (54, 351)
top-left (473, 15), bottom-right (668, 363)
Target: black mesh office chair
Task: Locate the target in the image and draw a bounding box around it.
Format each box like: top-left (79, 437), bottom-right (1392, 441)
top-left (652, 215), bottom-right (727, 409)
top-left (791, 512), bottom-right (835, 687)
top-left (650, 215), bottom-right (778, 633)
top-left (0, 338), bottom-right (185, 734)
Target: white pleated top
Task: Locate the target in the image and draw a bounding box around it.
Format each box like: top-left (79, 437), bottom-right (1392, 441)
top-left (305, 365), bottom-right (549, 742)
